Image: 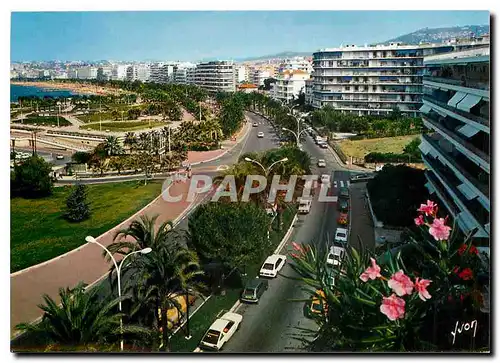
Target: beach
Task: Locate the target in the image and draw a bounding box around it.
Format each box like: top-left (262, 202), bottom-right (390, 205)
top-left (10, 80), bottom-right (128, 97)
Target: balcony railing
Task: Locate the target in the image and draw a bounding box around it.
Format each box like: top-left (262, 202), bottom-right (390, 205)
top-left (422, 95), bottom-right (489, 127)
top-left (423, 76), bottom-right (489, 91)
top-left (422, 114), bottom-right (489, 166)
top-left (422, 133), bottom-right (489, 198)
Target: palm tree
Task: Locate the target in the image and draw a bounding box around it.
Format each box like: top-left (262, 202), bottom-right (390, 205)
top-left (123, 132), bottom-right (138, 153)
top-left (105, 214), bottom-right (175, 258)
top-left (15, 282), bottom-right (150, 351)
top-left (103, 136), bottom-right (123, 156)
top-left (123, 238), bottom-right (204, 351)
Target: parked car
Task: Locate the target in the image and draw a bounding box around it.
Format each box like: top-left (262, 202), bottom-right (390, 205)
top-left (308, 289), bottom-right (327, 317)
top-left (319, 142), bottom-right (328, 149)
top-left (56, 154), bottom-right (64, 160)
top-left (317, 159), bottom-right (326, 167)
top-left (259, 254), bottom-right (286, 278)
top-left (320, 174), bottom-right (331, 184)
top-left (334, 227), bottom-right (349, 245)
top-left (163, 293), bottom-right (197, 330)
top-left (326, 245), bottom-right (346, 268)
top-left (240, 278), bottom-right (269, 303)
top-left (350, 173), bottom-right (375, 183)
top-left (298, 197), bottom-right (312, 214)
top-left (253, 122), bottom-right (259, 127)
top-left (338, 198), bottom-right (349, 212)
top-left (337, 212), bottom-right (348, 225)
top-left (199, 312), bottom-right (243, 351)
top-left (338, 186), bottom-right (350, 199)
top-left (257, 132), bottom-right (264, 138)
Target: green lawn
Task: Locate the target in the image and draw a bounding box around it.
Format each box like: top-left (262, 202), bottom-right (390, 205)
top-left (338, 135), bottom-right (419, 159)
top-left (169, 206), bottom-right (297, 352)
top-left (80, 120), bottom-right (167, 132)
top-left (11, 115), bottom-right (71, 127)
top-left (10, 180), bottom-right (163, 272)
top-left (75, 112), bottom-right (116, 123)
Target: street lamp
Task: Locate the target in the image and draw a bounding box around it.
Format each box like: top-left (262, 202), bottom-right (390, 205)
top-left (85, 235), bottom-right (152, 351)
top-left (244, 157), bottom-right (288, 177)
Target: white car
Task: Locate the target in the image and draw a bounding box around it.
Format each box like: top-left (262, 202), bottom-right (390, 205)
top-left (334, 228), bottom-right (349, 245)
top-left (319, 142), bottom-right (328, 149)
top-left (253, 122), bottom-right (258, 127)
top-left (259, 254), bottom-right (287, 278)
top-left (199, 312), bottom-right (243, 351)
top-left (56, 154), bottom-right (64, 160)
top-left (326, 245), bottom-right (346, 267)
top-left (257, 132), bottom-right (264, 138)
top-left (320, 174), bottom-right (331, 184)
top-left (317, 159), bottom-right (326, 167)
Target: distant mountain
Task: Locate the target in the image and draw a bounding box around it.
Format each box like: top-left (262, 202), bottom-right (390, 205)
top-left (384, 24), bottom-right (489, 45)
top-left (236, 51), bottom-right (312, 62)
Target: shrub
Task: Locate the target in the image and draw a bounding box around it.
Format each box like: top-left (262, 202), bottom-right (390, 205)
top-left (11, 156), bottom-right (54, 198)
top-left (63, 184), bottom-right (91, 222)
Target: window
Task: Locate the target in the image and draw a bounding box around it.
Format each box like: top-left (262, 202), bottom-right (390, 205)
top-left (262, 263), bottom-right (274, 270)
top-left (203, 330), bottom-right (221, 344)
top-left (275, 259), bottom-right (283, 268)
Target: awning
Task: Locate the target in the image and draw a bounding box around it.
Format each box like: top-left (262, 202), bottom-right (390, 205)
top-left (447, 91), bottom-right (467, 107)
top-left (420, 104), bottom-right (431, 114)
top-left (457, 124), bottom-right (480, 138)
top-left (456, 94), bottom-right (483, 112)
top-left (419, 142), bottom-right (431, 155)
top-left (457, 183), bottom-right (478, 200)
top-left (424, 182), bottom-right (436, 194)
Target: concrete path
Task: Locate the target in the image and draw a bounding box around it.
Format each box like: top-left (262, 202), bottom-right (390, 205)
top-left (10, 120), bottom-right (252, 336)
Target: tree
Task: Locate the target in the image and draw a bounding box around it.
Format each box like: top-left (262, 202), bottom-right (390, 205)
top-left (15, 282), bottom-right (150, 351)
top-left (111, 109), bottom-right (120, 121)
top-left (187, 203), bottom-right (271, 272)
top-left (109, 156), bottom-right (127, 174)
top-left (12, 155), bottom-right (53, 198)
top-left (262, 78), bottom-right (277, 91)
top-left (403, 137), bottom-right (422, 160)
top-left (127, 108), bottom-right (141, 120)
top-left (367, 165), bottom-right (429, 227)
top-left (103, 136), bottom-right (124, 156)
top-left (72, 151), bottom-right (92, 164)
top-left (63, 184), bottom-right (91, 222)
top-left (123, 132), bottom-right (138, 153)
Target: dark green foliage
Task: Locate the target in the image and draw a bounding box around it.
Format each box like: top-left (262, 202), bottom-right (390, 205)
top-left (72, 151), bottom-right (92, 164)
top-left (367, 165), bottom-right (429, 227)
top-left (188, 202), bottom-right (271, 270)
top-left (64, 184), bottom-right (91, 222)
top-left (11, 155), bottom-right (54, 198)
top-left (127, 108), bottom-right (142, 120)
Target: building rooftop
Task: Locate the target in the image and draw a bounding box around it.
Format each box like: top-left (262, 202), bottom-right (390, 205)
top-left (238, 83), bottom-right (258, 89)
top-left (424, 46), bottom-right (490, 66)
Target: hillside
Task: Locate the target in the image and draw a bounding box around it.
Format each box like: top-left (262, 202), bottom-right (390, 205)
top-left (384, 24), bottom-right (489, 45)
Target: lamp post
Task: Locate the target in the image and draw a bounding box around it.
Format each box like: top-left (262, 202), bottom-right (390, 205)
top-left (244, 157), bottom-right (288, 177)
top-left (185, 289), bottom-right (192, 340)
top-left (85, 236), bottom-right (152, 352)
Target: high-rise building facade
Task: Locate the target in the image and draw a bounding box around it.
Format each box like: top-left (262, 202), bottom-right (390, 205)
top-left (111, 64), bottom-right (129, 81)
top-left (271, 69), bottom-right (310, 103)
top-left (310, 39), bottom-right (489, 116)
top-left (195, 61), bottom-right (236, 93)
top-left (419, 45), bottom-right (490, 245)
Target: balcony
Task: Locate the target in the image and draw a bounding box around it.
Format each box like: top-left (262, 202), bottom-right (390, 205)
top-left (421, 153), bottom-right (489, 230)
top-left (423, 76), bottom-right (489, 92)
top-left (422, 95), bottom-right (489, 128)
top-left (422, 133), bottom-right (489, 201)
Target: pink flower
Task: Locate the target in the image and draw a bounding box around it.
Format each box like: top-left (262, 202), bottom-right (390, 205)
top-left (388, 270), bottom-right (414, 296)
top-left (359, 257), bottom-right (382, 282)
top-left (414, 278), bottom-right (432, 301)
top-left (417, 200), bottom-right (438, 216)
top-left (290, 253), bottom-right (300, 259)
top-left (414, 214), bottom-right (425, 226)
top-left (292, 242), bottom-right (303, 252)
top-left (380, 294), bottom-right (406, 321)
top-left (429, 217), bottom-right (451, 241)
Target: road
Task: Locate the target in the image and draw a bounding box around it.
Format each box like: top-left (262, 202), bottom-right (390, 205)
top-left (222, 128), bottom-right (358, 353)
top-left (12, 147), bottom-right (70, 166)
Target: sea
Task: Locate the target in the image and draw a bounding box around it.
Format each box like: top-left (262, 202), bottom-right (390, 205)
top-left (10, 84), bottom-right (80, 103)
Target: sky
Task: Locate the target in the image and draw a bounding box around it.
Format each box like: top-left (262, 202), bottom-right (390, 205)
top-left (10, 10), bottom-right (489, 62)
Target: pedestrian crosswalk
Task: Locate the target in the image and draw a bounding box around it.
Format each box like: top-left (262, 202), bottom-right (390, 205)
top-left (333, 180), bottom-right (350, 188)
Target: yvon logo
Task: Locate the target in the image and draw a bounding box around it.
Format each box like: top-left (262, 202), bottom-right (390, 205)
top-left (451, 320), bottom-right (478, 345)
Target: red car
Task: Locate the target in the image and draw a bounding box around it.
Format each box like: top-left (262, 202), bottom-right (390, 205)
top-left (337, 213), bottom-right (349, 226)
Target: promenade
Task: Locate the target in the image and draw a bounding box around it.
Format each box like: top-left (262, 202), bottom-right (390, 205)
top-left (10, 120), bottom-right (251, 336)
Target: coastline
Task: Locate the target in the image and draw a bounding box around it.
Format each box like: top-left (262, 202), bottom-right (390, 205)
top-left (10, 81), bottom-right (127, 97)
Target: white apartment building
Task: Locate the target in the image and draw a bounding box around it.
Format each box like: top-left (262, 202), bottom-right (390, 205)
top-left (311, 38), bottom-right (490, 116)
top-left (271, 69), bottom-right (310, 103)
top-left (195, 61), bottom-right (236, 93)
top-left (236, 65), bottom-right (250, 83)
top-left (186, 67), bottom-right (197, 85)
top-left (305, 78), bottom-right (313, 105)
top-left (112, 65), bottom-right (129, 81)
top-left (279, 57), bottom-right (313, 74)
top-left (137, 64), bottom-right (151, 82)
top-left (76, 66), bottom-right (98, 80)
top-left (251, 69), bottom-right (272, 86)
top-left (150, 63), bottom-right (176, 84)
top-left (97, 66), bottom-right (113, 81)
top-left (173, 62), bottom-right (197, 84)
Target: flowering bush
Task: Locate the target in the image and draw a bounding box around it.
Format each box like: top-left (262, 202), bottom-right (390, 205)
top-left (287, 200), bottom-right (489, 352)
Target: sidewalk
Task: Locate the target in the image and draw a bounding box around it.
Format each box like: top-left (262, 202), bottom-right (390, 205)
top-left (10, 121), bottom-right (251, 336)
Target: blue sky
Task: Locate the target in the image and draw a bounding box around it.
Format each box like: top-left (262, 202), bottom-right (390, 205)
top-left (11, 11), bottom-right (489, 61)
